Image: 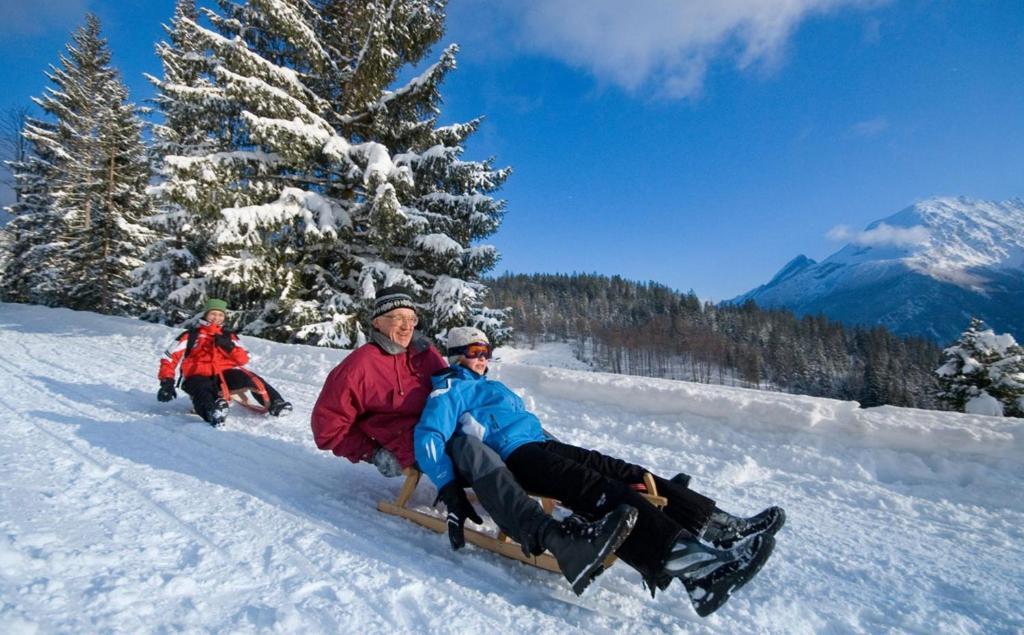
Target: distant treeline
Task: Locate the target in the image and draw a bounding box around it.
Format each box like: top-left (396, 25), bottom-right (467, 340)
top-left (486, 273), bottom-right (944, 409)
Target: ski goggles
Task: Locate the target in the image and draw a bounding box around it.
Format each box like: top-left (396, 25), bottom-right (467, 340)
top-left (449, 342), bottom-right (493, 360)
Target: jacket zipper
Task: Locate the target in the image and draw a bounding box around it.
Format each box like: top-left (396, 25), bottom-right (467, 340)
top-left (395, 355), bottom-right (405, 396)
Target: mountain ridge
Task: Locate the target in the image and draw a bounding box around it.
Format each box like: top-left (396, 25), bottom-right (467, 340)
top-left (731, 196), bottom-right (1024, 343)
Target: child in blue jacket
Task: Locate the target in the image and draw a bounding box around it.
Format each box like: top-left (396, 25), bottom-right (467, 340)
top-left (415, 327), bottom-right (784, 617)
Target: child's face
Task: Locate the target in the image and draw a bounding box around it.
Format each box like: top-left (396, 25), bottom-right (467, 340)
top-left (205, 310), bottom-right (226, 325)
top-left (460, 354), bottom-right (489, 375)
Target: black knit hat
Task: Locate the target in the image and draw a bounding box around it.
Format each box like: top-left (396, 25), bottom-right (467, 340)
top-left (372, 286), bottom-right (418, 320)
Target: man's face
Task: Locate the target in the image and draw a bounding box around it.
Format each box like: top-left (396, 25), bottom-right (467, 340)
top-left (205, 310), bottom-right (226, 325)
top-left (372, 308), bottom-right (417, 348)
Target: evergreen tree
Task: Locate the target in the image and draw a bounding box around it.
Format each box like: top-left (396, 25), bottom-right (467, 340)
top-left (149, 0), bottom-right (508, 345)
top-left (0, 129), bottom-right (61, 304)
top-left (487, 272), bottom-right (943, 409)
top-left (3, 15), bottom-right (154, 315)
top-left (936, 318), bottom-right (1024, 417)
top-left (135, 0), bottom-right (213, 323)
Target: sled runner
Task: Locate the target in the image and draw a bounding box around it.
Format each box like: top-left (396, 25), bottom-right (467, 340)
top-left (378, 468), bottom-right (667, 573)
top-left (228, 388), bottom-right (268, 414)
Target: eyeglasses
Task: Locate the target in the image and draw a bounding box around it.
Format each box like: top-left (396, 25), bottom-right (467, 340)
top-left (381, 315), bottom-right (418, 326)
top-left (452, 342), bottom-right (492, 360)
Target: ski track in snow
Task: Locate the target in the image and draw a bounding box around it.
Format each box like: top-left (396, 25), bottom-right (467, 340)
top-left (1, 304), bottom-right (1022, 634)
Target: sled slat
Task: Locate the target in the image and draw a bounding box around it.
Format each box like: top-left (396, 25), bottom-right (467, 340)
top-left (643, 473), bottom-right (668, 507)
top-left (377, 501), bottom-right (561, 573)
top-left (378, 468), bottom-right (667, 576)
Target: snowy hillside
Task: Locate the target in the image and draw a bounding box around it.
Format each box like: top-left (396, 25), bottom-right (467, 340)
top-left (733, 197), bottom-right (1024, 342)
top-left (1, 303), bottom-right (1022, 633)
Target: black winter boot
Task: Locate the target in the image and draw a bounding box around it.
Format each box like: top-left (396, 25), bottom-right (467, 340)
top-left (702, 506), bottom-right (785, 549)
top-left (268, 399), bottom-right (292, 417)
top-left (208, 398), bottom-right (229, 427)
top-left (543, 504), bottom-right (638, 596)
top-left (669, 472), bottom-right (691, 489)
top-left (664, 533), bottom-right (775, 617)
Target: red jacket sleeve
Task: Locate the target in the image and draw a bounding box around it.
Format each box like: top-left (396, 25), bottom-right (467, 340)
top-left (158, 332), bottom-right (188, 381)
top-left (227, 334), bottom-right (250, 367)
top-left (311, 361), bottom-right (377, 463)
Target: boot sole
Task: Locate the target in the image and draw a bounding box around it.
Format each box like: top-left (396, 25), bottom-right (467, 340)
top-left (209, 408), bottom-right (229, 428)
top-left (570, 505), bottom-right (639, 596)
top-left (691, 534), bottom-right (775, 617)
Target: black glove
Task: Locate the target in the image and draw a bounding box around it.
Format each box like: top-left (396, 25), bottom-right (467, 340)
top-left (435, 482), bottom-right (483, 551)
top-left (157, 378), bottom-right (177, 402)
top-left (214, 332), bottom-right (235, 352)
top-left (369, 447), bottom-right (403, 478)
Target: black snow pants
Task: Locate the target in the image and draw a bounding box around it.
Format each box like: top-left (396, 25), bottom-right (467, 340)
top-left (536, 440), bottom-right (716, 536)
top-left (182, 368), bottom-right (283, 421)
top-left (505, 440), bottom-right (716, 582)
top-left (446, 435), bottom-right (553, 555)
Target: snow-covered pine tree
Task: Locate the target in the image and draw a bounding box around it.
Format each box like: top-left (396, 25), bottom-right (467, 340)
top-left (7, 15), bottom-right (154, 316)
top-left (936, 318), bottom-right (1024, 417)
top-left (149, 0), bottom-right (509, 346)
top-left (137, 0), bottom-right (220, 323)
top-left (67, 78), bottom-right (155, 315)
top-left (0, 128), bottom-right (62, 304)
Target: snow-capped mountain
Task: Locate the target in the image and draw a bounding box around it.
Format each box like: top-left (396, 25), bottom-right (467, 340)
top-left (731, 197), bottom-right (1024, 343)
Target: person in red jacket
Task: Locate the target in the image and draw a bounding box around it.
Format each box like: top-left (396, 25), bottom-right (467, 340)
top-left (157, 298), bottom-right (291, 426)
top-left (311, 287), bottom-right (447, 474)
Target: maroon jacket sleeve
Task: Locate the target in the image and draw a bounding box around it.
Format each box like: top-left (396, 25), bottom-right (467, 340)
top-left (311, 358), bottom-right (377, 463)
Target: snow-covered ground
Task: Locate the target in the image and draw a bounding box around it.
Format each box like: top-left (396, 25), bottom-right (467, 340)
top-left (1, 303), bottom-right (1022, 634)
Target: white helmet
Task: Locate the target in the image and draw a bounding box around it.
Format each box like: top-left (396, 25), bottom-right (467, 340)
top-left (445, 326), bottom-right (490, 362)
top-left (446, 326), bottom-right (489, 349)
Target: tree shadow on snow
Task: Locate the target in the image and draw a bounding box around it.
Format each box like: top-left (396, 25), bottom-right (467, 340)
top-left (31, 375), bottom-right (160, 417)
top-left (0, 304), bottom-right (151, 337)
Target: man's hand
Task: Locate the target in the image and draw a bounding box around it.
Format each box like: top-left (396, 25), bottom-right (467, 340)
top-left (214, 333), bottom-right (235, 352)
top-left (157, 378), bottom-right (177, 402)
top-left (436, 482), bottom-right (483, 550)
top-left (369, 447), bottom-right (403, 478)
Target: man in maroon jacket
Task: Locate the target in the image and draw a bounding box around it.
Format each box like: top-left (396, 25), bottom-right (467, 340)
top-left (311, 287), bottom-right (447, 474)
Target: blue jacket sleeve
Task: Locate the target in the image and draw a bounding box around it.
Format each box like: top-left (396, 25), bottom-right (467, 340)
top-left (414, 374), bottom-right (463, 489)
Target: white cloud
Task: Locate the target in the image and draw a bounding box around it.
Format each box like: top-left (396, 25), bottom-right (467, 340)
top-left (0, 0), bottom-right (88, 38)
top-left (862, 17), bottom-right (882, 44)
top-left (850, 116), bottom-right (889, 137)
top-left (827, 224), bottom-right (853, 241)
top-left (497, 0), bottom-right (886, 99)
top-left (827, 222), bottom-right (931, 246)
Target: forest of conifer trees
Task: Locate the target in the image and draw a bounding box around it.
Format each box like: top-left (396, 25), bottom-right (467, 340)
top-left (487, 273), bottom-right (944, 409)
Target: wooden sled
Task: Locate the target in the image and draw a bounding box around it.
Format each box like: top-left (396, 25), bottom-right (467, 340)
top-left (377, 467), bottom-right (667, 574)
top-left (228, 388), bottom-right (268, 414)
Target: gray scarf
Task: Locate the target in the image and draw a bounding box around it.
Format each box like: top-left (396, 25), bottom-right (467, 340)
top-left (371, 328), bottom-right (430, 356)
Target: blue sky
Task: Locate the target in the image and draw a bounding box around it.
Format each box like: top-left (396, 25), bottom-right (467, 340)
top-left (1, 0), bottom-right (1022, 300)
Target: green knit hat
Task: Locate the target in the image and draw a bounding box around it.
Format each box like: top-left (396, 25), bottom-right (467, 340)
top-left (203, 298), bottom-right (228, 313)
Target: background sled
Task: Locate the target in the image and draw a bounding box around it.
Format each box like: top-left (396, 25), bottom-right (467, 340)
top-left (377, 468), bottom-right (667, 574)
top-left (229, 388), bottom-right (268, 414)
